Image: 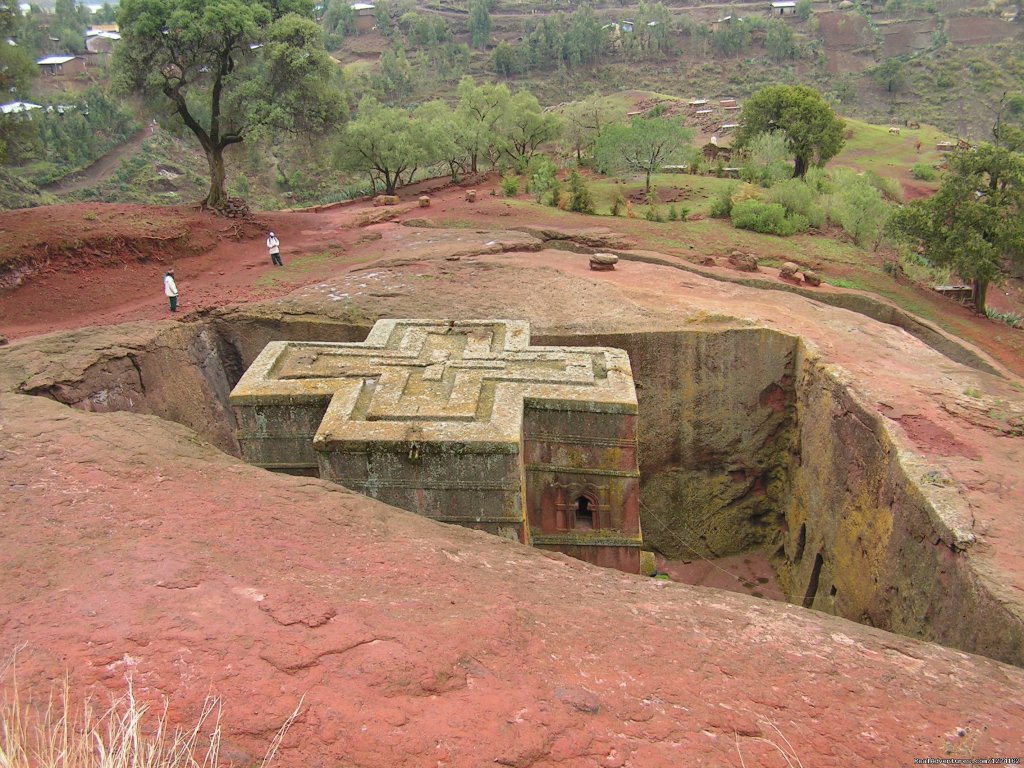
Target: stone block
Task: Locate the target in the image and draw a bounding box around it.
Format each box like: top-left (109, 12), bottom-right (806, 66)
top-left (590, 253), bottom-right (618, 271)
top-left (465, 190), bottom-right (476, 202)
top-left (418, 195), bottom-right (431, 207)
top-left (373, 195), bottom-right (400, 206)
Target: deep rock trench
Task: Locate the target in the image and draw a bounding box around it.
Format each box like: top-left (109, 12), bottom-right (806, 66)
top-left (17, 313), bottom-right (1024, 667)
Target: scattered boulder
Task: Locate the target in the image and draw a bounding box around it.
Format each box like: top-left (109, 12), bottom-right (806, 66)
top-left (0, 334), bottom-right (7, 346)
top-left (373, 195), bottom-right (400, 207)
top-left (728, 251), bottom-right (758, 272)
top-left (400, 218), bottom-right (436, 228)
top-left (780, 262), bottom-right (800, 281)
top-left (699, 256), bottom-right (717, 267)
top-left (465, 189), bottom-right (476, 202)
top-left (803, 269), bottom-right (822, 287)
top-left (221, 197), bottom-right (250, 219)
top-left (590, 253), bottom-right (618, 271)
top-left (418, 196), bottom-right (431, 208)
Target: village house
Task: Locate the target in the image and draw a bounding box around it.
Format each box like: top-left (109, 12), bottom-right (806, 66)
top-left (0, 101), bottom-right (42, 120)
top-left (350, 2), bottom-right (376, 32)
top-left (36, 55), bottom-right (86, 77)
top-left (771, 0), bottom-right (797, 16)
top-left (85, 30), bottom-right (120, 54)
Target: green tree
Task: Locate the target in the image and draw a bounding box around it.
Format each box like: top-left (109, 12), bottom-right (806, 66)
top-left (712, 18), bottom-right (751, 55)
top-left (491, 41), bottom-right (519, 76)
top-left (796, 0), bottom-right (812, 21)
top-left (567, 169), bottom-right (594, 213)
top-left (735, 84), bottom-right (845, 178)
top-left (889, 144), bottom-right (1024, 314)
top-left (468, 0), bottom-right (490, 49)
top-left (454, 75), bottom-right (509, 173)
top-left (633, 1), bottom-right (671, 55)
top-left (594, 116), bottom-right (694, 192)
top-left (414, 99), bottom-right (466, 180)
top-left (565, 4), bottom-right (606, 66)
top-left (499, 90), bottom-right (562, 166)
top-left (872, 58), bottom-right (905, 93)
top-left (373, 1), bottom-right (392, 36)
top-left (322, 0), bottom-right (355, 46)
top-left (827, 168), bottom-right (889, 248)
top-left (115, 0), bottom-right (345, 209)
top-left (741, 130), bottom-right (792, 186)
top-left (333, 96), bottom-right (431, 194)
top-left (379, 43), bottom-right (413, 102)
top-left (54, 0), bottom-right (84, 32)
top-left (93, 3), bottom-right (117, 23)
top-left (764, 19), bottom-right (796, 60)
top-left (0, 33), bottom-right (35, 99)
top-left (562, 95), bottom-right (617, 164)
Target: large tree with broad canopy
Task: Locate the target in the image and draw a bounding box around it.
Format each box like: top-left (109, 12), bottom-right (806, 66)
top-left (734, 85), bottom-right (845, 178)
top-left (115, 0), bottom-right (346, 210)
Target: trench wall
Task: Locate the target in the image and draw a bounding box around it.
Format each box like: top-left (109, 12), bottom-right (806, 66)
top-left (780, 348), bottom-right (1024, 664)
top-left (538, 329), bottom-right (798, 561)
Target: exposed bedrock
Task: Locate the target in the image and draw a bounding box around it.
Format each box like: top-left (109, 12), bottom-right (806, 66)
top-left (3, 314), bottom-right (1022, 665)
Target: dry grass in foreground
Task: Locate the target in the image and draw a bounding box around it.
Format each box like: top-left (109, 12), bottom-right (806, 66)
top-left (0, 654), bottom-right (301, 768)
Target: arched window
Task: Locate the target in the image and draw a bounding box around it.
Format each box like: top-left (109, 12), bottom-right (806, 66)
top-left (574, 495), bottom-right (595, 530)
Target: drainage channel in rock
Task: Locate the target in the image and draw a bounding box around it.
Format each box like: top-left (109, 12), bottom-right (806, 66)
top-left (9, 314), bottom-right (1024, 668)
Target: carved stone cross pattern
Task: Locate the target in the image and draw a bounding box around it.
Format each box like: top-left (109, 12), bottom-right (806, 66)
top-left (232, 319), bottom-right (636, 446)
top-left (230, 319), bottom-right (643, 573)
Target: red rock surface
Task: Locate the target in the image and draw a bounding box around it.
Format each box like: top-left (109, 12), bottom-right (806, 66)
top-left (2, 394), bottom-right (1023, 767)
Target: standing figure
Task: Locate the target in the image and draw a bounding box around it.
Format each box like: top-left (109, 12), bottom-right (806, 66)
top-left (164, 269), bottom-right (178, 312)
top-left (267, 231), bottom-right (283, 266)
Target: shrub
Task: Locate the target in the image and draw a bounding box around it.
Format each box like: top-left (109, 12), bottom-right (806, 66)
top-left (864, 170), bottom-right (903, 203)
top-left (501, 174), bottom-right (520, 196)
top-left (911, 163), bottom-right (936, 181)
top-left (610, 192), bottom-right (627, 216)
top-left (826, 169), bottom-right (891, 247)
top-left (667, 204), bottom-right (679, 221)
top-left (765, 179), bottom-right (824, 228)
top-left (644, 205), bottom-right (664, 222)
top-left (985, 307), bottom-right (1024, 329)
top-left (547, 181), bottom-right (562, 207)
top-left (567, 171), bottom-right (595, 213)
top-left (740, 130), bottom-right (792, 187)
top-left (709, 183), bottom-right (738, 218)
top-left (530, 157), bottom-right (558, 203)
top-left (730, 199), bottom-right (803, 236)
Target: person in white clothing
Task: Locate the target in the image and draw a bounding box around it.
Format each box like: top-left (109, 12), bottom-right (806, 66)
top-left (267, 231), bottom-right (283, 266)
top-left (163, 269), bottom-right (178, 312)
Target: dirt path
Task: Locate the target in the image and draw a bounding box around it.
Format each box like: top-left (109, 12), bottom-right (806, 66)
top-left (43, 125), bottom-right (152, 194)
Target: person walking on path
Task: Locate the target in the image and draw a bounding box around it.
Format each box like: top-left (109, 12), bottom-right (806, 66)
top-left (164, 269), bottom-right (178, 312)
top-left (267, 231), bottom-right (283, 266)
